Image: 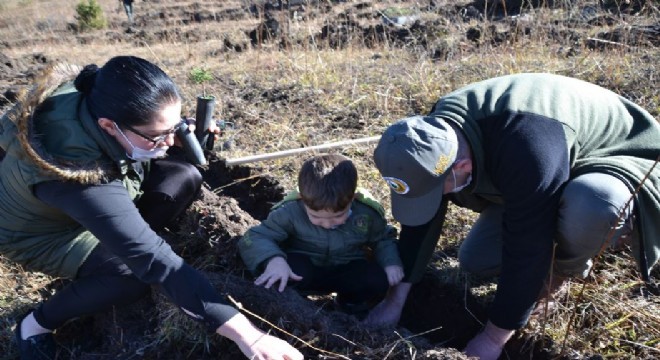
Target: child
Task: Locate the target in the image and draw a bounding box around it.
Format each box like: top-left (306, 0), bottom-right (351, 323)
top-left (238, 153), bottom-right (404, 313)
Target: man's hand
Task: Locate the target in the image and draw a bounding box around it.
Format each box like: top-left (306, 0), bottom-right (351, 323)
top-left (384, 265), bottom-right (404, 286)
top-left (254, 257), bottom-right (303, 292)
top-left (362, 282), bottom-right (412, 327)
top-left (463, 321), bottom-right (514, 360)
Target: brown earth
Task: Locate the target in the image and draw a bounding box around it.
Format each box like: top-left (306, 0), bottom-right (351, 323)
top-left (1, 0), bottom-right (658, 359)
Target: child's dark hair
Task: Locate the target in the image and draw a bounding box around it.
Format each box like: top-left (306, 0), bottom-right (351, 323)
top-left (298, 154), bottom-right (358, 212)
top-left (74, 55), bottom-right (180, 127)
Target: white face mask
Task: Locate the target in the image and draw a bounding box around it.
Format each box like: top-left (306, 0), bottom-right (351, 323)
top-left (113, 122), bottom-right (168, 161)
top-left (451, 168), bottom-right (472, 193)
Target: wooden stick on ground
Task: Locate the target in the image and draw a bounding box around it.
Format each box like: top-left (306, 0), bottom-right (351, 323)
top-left (224, 135), bottom-right (381, 166)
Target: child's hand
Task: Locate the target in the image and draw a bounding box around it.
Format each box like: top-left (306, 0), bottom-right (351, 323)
top-left (384, 265), bottom-right (404, 286)
top-left (255, 257), bottom-right (303, 292)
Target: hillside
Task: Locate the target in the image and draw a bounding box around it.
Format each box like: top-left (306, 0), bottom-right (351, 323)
top-left (0, 0), bottom-right (658, 359)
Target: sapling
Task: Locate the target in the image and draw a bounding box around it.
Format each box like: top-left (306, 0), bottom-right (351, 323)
top-left (189, 67), bottom-right (214, 98)
top-left (189, 67), bottom-right (216, 150)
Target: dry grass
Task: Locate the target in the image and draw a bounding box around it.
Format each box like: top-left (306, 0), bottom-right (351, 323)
top-left (1, 0), bottom-right (659, 358)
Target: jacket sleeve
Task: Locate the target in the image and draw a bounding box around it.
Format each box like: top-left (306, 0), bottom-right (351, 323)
top-left (34, 180), bottom-right (239, 331)
top-left (369, 214), bottom-right (403, 268)
top-left (484, 113), bottom-right (570, 330)
top-left (398, 199), bottom-right (448, 283)
top-left (237, 204), bottom-right (294, 274)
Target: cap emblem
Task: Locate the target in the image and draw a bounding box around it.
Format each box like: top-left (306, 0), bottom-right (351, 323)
top-left (434, 151), bottom-right (455, 175)
top-left (383, 177), bottom-right (410, 194)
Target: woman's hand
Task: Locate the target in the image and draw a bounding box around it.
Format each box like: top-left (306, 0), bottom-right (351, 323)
top-left (173, 117), bottom-right (222, 148)
top-left (255, 257), bottom-right (303, 292)
top-left (217, 314), bottom-right (303, 360)
top-left (207, 118), bottom-right (223, 138)
top-left (239, 332), bottom-right (304, 360)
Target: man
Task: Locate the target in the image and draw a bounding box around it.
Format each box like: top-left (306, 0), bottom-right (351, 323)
top-left (366, 73), bottom-right (659, 359)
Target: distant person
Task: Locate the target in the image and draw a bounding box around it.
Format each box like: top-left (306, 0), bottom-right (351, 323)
top-left (121, 0), bottom-right (135, 24)
top-left (238, 154), bottom-right (404, 315)
top-left (365, 73), bottom-right (659, 360)
top-left (0, 55), bottom-right (302, 360)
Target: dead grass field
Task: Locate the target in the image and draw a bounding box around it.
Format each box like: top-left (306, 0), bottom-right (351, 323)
top-left (1, 0), bottom-right (659, 359)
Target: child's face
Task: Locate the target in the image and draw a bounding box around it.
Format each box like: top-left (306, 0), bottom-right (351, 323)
top-left (303, 203), bottom-right (352, 229)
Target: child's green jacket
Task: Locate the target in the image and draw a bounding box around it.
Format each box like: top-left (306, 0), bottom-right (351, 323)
top-left (238, 189), bottom-right (402, 273)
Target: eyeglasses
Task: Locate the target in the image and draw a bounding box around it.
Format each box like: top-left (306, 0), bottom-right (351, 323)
top-left (117, 119), bottom-right (184, 146)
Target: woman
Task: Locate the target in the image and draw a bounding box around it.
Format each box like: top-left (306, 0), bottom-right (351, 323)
top-left (0, 56), bottom-right (302, 360)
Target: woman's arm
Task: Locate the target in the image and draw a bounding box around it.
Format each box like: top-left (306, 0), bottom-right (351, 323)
top-left (34, 180), bottom-right (303, 359)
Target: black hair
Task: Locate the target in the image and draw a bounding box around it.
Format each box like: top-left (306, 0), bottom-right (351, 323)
top-left (74, 56), bottom-right (180, 127)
